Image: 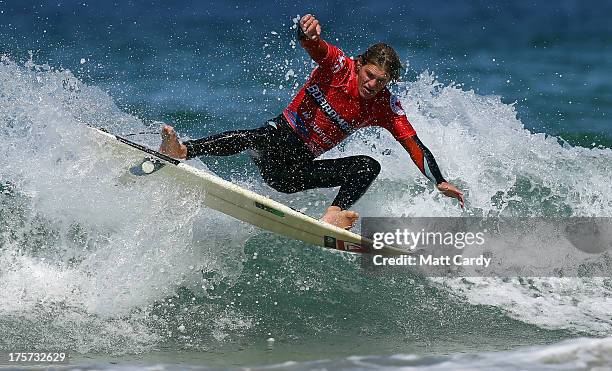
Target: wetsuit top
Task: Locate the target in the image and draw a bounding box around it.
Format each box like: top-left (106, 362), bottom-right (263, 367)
top-left (283, 42), bottom-right (416, 157)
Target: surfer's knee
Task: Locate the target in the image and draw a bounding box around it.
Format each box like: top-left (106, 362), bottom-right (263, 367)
top-left (354, 155), bottom-right (381, 179)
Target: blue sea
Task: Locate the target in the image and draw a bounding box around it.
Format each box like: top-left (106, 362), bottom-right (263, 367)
top-left (1, 0), bottom-right (611, 370)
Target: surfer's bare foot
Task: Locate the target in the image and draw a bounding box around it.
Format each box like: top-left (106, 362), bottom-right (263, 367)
top-left (159, 125), bottom-right (188, 159)
top-left (321, 206), bottom-right (359, 230)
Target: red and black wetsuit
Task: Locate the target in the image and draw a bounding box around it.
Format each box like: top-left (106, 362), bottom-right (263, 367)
top-left (183, 41), bottom-right (446, 210)
top-left (283, 42), bottom-right (415, 156)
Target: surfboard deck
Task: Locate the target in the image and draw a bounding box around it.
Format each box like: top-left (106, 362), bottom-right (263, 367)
top-left (88, 126), bottom-right (406, 256)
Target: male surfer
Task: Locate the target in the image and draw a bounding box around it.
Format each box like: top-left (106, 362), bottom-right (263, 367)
top-left (159, 14), bottom-right (464, 229)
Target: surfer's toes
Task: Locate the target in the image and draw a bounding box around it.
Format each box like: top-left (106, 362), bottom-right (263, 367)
top-left (321, 207), bottom-right (359, 230)
top-left (161, 125), bottom-right (176, 139)
top-left (346, 210), bottom-right (359, 220)
top-left (343, 211), bottom-right (359, 229)
top-left (160, 125), bottom-right (183, 157)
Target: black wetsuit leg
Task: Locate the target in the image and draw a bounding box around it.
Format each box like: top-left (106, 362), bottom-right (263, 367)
top-left (259, 155), bottom-right (380, 210)
top-left (183, 125), bottom-right (277, 158)
top-left (182, 115), bottom-right (381, 210)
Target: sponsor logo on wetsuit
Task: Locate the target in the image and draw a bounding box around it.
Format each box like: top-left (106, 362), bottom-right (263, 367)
top-left (286, 110), bottom-right (310, 137)
top-left (332, 55), bottom-right (345, 73)
top-left (284, 109), bottom-right (326, 155)
top-left (305, 84), bottom-right (354, 134)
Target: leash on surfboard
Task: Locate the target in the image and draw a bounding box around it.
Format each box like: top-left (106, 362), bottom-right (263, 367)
top-left (95, 120), bottom-right (166, 137)
top-left (123, 120), bottom-right (166, 136)
top-left (123, 130), bottom-right (159, 137)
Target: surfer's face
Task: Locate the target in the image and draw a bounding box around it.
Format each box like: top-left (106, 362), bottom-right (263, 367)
top-left (356, 62), bottom-right (390, 99)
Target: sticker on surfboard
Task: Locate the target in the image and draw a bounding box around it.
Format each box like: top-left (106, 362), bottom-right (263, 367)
top-left (324, 235), bottom-right (368, 253)
top-left (254, 202), bottom-right (285, 218)
top-left (129, 157), bottom-right (166, 176)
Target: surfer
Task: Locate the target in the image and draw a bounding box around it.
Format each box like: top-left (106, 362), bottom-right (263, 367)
top-left (159, 14), bottom-right (464, 229)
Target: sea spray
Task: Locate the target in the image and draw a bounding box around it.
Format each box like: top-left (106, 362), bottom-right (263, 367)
top-left (0, 57), bottom-right (251, 352)
top-left (0, 58), bottom-right (609, 356)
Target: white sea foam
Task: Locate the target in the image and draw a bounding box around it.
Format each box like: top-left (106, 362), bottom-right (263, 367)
top-left (0, 57), bottom-right (251, 352)
top-left (327, 71), bottom-right (612, 336)
top-left (1, 56), bottom-right (610, 355)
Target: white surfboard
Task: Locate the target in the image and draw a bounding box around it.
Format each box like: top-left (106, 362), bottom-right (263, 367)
top-left (88, 126), bottom-right (405, 256)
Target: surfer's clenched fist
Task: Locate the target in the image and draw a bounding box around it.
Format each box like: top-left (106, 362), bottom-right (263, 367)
top-left (299, 14), bottom-right (321, 41)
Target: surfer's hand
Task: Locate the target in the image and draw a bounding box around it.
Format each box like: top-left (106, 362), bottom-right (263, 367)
top-left (299, 14), bottom-right (321, 41)
top-left (437, 182), bottom-right (465, 208)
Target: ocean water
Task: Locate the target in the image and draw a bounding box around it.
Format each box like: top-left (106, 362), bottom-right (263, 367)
top-left (1, 1), bottom-right (611, 370)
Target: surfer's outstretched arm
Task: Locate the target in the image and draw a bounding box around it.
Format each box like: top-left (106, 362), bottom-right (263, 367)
top-left (400, 135), bottom-right (465, 208)
top-left (400, 135), bottom-right (446, 184)
top-left (297, 14), bottom-right (328, 63)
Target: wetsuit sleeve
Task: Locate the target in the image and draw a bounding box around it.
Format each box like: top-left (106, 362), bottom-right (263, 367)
top-left (400, 135), bottom-right (447, 185)
top-left (371, 93), bottom-right (445, 183)
top-left (298, 30), bottom-right (328, 63)
top-left (301, 39), bottom-right (348, 73)
top-left (381, 114), bottom-right (416, 142)
top-left (374, 94), bottom-right (416, 141)
top-left (182, 140), bottom-right (199, 160)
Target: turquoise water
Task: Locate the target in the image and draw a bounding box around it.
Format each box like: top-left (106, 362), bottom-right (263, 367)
top-left (1, 1), bottom-right (612, 369)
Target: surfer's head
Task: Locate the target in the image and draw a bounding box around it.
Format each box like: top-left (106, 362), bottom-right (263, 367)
top-left (356, 43), bottom-right (403, 99)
